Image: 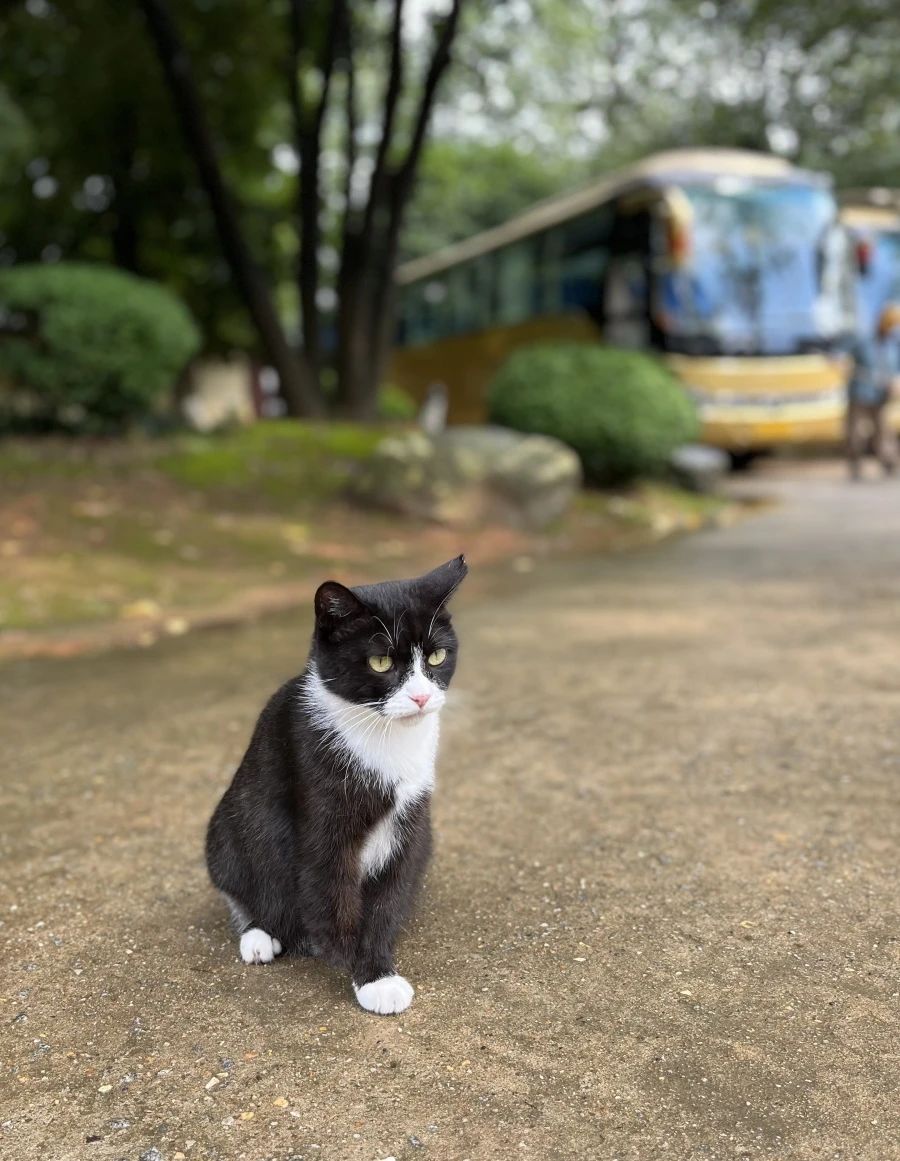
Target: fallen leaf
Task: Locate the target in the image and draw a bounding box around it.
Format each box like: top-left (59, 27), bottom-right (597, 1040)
top-left (120, 599), bottom-right (162, 621)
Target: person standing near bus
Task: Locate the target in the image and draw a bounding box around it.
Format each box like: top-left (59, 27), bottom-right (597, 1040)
top-left (846, 303), bottom-right (900, 479)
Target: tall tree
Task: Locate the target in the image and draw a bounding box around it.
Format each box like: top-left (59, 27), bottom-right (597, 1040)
top-left (138, 0), bottom-right (323, 417)
top-left (334, 0), bottom-right (464, 415)
top-left (137, 0), bottom-right (465, 418)
top-left (0, 0), bottom-right (288, 351)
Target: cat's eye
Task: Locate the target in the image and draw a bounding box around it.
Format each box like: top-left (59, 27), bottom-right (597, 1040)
top-left (367, 655), bottom-right (394, 673)
top-left (427, 648), bottom-right (447, 667)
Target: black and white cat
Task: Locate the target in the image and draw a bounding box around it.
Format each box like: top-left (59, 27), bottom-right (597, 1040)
top-left (205, 556), bottom-right (467, 1015)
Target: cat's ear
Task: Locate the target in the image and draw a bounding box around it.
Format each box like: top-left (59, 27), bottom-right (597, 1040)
top-left (314, 581), bottom-right (370, 639)
top-left (416, 555), bottom-right (468, 607)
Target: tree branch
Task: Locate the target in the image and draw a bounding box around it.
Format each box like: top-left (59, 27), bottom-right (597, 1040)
top-left (336, 0), bottom-right (466, 416)
top-left (290, 0), bottom-right (342, 373)
top-left (341, 2), bottom-right (358, 218)
top-left (136, 0), bottom-right (323, 416)
top-left (366, 0), bottom-right (466, 402)
top-left (395, 0), bottom-right (463, 206)
top-left (363, 0), bottom-right (406, 239)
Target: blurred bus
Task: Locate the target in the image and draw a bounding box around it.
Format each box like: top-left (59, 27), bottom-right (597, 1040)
top-left (839, 189), bottom-right (900, 339)
top-left (391, 149), bottom-right (856, 454)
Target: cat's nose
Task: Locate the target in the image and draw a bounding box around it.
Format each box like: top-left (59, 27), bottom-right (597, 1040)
top-left (409, 693), bottom-right (431, 709)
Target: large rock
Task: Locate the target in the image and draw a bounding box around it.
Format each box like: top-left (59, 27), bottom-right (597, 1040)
top-left (668, 443), bottom-right (729, 494)
top-left (352, 425), bottom-right (582, 528)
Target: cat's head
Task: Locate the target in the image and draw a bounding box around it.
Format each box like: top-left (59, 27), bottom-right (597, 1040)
top-left (311, 555), bottom-right (467, 720)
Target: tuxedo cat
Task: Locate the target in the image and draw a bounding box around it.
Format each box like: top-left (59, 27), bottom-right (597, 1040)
top-left (206, 556), bottom-right (467, 1015)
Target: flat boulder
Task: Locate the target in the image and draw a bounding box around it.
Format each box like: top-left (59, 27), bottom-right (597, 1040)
top-left (352, 425), bottom-right (582, 528)
top-left (668, 443), bottom-right (729, 493)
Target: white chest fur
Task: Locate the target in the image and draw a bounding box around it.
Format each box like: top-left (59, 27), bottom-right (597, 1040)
top-left (303, 668), bottom-right (439, 876)
top-left (359, 809), bottom-right (402, 878)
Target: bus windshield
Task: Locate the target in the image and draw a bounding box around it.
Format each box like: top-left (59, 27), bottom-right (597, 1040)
top-left (856, 228), bottom-right (900, 337)
top-left (658, 181), bottom-right (855, 355)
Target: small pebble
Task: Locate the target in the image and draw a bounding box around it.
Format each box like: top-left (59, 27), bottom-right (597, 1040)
top-left (98, 1084), bottom-right (112, 1094)
top-left (204, 1077), bottom-right (219, 1091)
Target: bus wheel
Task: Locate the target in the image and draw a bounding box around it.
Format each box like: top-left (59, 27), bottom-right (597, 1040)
top-left (728, 450), bottom-right (761, 472)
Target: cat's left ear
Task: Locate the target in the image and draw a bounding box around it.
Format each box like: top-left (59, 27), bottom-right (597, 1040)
top-left (415, 555), bottom-right (468, 607)
top-left (314, 581), bottom-right (370, 640)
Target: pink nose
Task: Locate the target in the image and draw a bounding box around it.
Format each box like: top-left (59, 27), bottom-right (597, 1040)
top-left (409, 693), bottom-right (431, 709)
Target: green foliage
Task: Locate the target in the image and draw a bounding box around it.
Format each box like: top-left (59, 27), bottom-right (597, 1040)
top-left (488, 343), bottom-right (698, 485)
top-left (0, 0), bottom-right (288, 350)
top-left (0, 263), bottom-right (201, 433)
top-left (376, 384), bottom-right (417, 422)
top-left (158, 420), bottom-right (383, 504)
top-left (404, 140), bottom-right (572, 260)
top-left (0, 86), bottom-right (33, 184)
top-left (4, 0), bottom-right (900, 377)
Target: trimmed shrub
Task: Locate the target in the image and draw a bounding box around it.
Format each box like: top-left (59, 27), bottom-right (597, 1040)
top-left (488, 343), bottom-right (698, 485)
top-left (376, 383), bottom-right (418, 422)
top-left (0, 263), bottom-right (201, 433)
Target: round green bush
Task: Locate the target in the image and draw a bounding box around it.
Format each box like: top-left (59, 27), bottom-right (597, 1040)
top-left (0, 263), bottom-right (201, 433)
top-left (376, 383), bottom-right (418, 423)
top-left (488, 343), bottom-right (698, 485)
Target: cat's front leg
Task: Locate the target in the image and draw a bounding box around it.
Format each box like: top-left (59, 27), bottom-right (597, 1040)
top-left (351, 825), bottom-right (430, 1015)
top-left (302, 850), bottom-right (362, 971)
top-left (351, 892), bottom-right (413, 1017)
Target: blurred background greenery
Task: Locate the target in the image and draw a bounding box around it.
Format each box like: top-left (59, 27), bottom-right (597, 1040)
top-left (1, 0), bottom-right (897, 651)
top-left (1, 0), bottom-right (897, 418)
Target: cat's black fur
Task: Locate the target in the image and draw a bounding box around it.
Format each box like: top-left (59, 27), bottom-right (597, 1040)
top-left (205, 555), bottom-right (466, 998)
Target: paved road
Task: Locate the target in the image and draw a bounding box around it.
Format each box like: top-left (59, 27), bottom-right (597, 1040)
top-left (3, 463), bottom-right (900, 1161)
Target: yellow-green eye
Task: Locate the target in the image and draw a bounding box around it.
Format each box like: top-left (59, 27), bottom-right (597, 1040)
top-left (427, 648), bottom-right (447, 667)
top-left (367, 655), bottom-right (394, 673)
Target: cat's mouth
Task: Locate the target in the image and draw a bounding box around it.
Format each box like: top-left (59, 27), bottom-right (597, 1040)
top-left (386, 704), bottom-right (440, 723)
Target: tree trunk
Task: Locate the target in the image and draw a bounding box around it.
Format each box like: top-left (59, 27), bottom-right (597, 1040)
top-left (336, 230), bottom-right (380, 420)
top-left (334, 0), bottom-right (464, 417)
top-left (137, 0), bottom-right (324, 417)
top-left (109, 103), bottom-right (141, 273)
top-left (290, 0), bottom-right (340, 379)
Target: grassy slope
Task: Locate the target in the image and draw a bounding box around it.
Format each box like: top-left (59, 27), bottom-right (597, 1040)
top-left (0, 423), bottom-right (728, 638)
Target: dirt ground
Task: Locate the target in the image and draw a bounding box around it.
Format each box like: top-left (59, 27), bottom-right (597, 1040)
top-left (2, 460), bottom-right (900, 1160)
top-left (0, 432), bottom-right (724, 658)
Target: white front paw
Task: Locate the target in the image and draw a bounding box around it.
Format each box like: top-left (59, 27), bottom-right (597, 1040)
top-left (239, 928), bottom-right (281, 964)
top-left (354, 974), bottom-right (414, 1015)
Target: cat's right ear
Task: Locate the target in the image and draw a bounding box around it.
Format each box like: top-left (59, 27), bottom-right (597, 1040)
top-left (314, 581), bottom-right (370, 640)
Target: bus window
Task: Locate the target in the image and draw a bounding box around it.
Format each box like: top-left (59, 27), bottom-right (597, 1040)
top-left (448, 257), bottom-right (493, 335)
top-left (855, 229), bottom-right (900, 337)
top-left (399, 277), bottom-right (450, 346)
top-left (536, 228), bottom-right (563, 314)
top-left (496, 240), bottom-right (538, 325)
top-left (660, 182), bottom-right (854, 355)
top-left (557, 207), bottom-right (613, 314)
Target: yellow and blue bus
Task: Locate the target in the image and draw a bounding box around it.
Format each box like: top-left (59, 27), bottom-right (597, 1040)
top-left (839, 189), bottom-right (900, 338)
top-left (391, 148), bottom-right (857, 453)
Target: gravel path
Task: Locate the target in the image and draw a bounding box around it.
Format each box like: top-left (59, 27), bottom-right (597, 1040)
top-left (2, 461), bottom-right (899, 1160)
